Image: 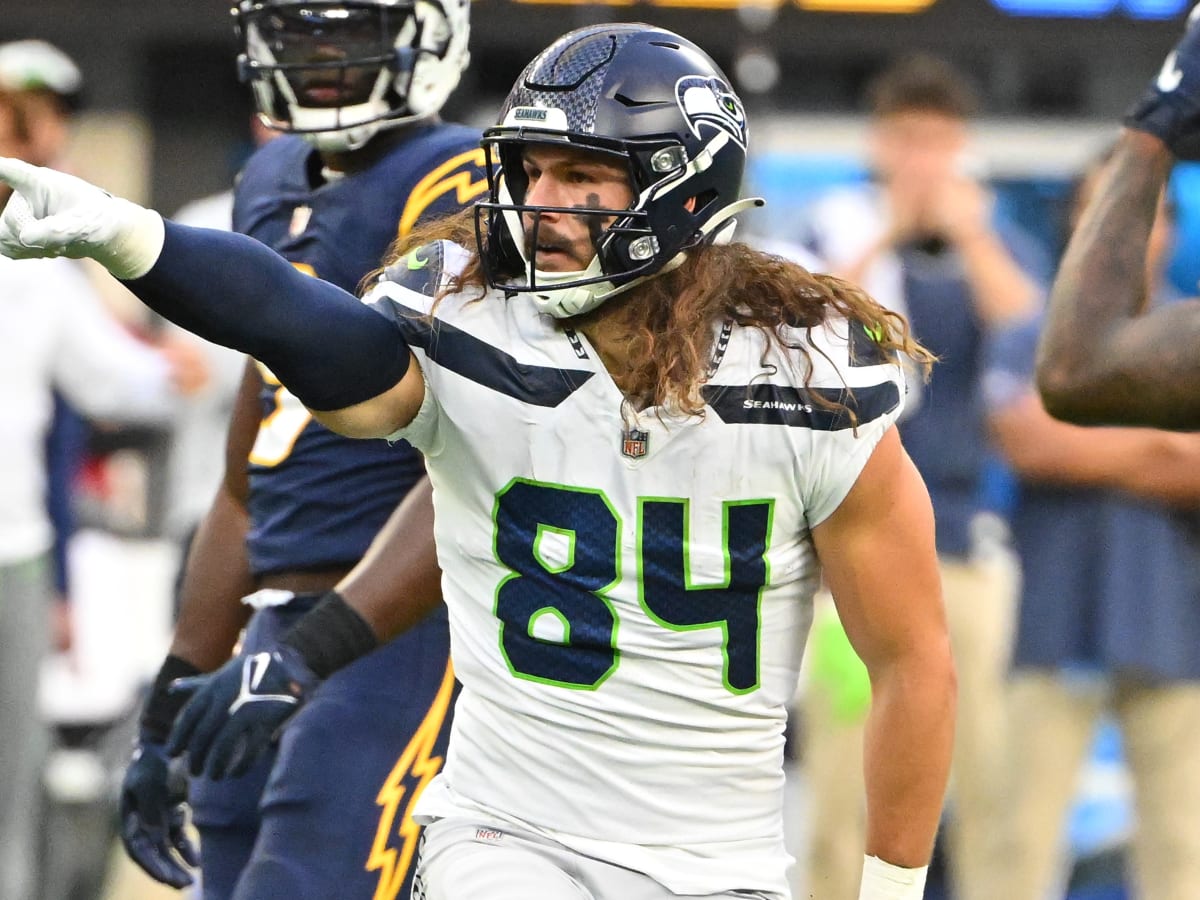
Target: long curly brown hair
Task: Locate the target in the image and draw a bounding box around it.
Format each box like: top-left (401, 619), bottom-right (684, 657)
top-left (367, 207), bottom-right (933, 420)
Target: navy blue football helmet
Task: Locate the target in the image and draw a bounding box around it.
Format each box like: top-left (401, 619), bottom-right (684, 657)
top-left (234, 0), bottom-right (470, 152)
top-left (476, 23), bottom-right (763, 318)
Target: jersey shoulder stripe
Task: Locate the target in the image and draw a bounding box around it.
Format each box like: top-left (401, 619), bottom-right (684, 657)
top-left (705, 314), bottom-right (906, 428)
top-left (787, 315), bottom-right (903, 390)
top-left (368, 239), bottom-right (472, 310)
top-left (370, 252), bottom-right (596, 408)
top-left (392, 313), bottom-right (594, 407)
top-left (701, 381), bottom-right (900, 429)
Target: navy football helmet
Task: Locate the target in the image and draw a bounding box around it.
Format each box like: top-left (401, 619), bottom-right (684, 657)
top-left (476, 23), bottom-right (763, 318)
top-left (234, 0), bottom-right (470, 152)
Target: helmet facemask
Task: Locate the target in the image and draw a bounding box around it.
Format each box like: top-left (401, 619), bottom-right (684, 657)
top-left (235, 0), bottom-right (469, 152)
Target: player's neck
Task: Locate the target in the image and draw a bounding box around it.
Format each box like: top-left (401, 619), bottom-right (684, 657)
top-left (580, 317), bottom-right (631, 376)
top-left (575, 287), bottom-right (648, 397)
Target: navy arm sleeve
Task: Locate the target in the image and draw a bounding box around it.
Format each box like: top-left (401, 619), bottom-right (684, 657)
top-left (124, 221), bottom-right (410, 411)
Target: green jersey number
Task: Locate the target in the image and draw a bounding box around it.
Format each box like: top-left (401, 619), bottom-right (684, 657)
top-left (493, 478), bottom-right (771, 692)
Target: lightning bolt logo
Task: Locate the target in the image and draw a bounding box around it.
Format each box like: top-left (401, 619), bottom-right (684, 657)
top-left (398, 149), bottom-right (489, 239)
top-left (365, 659), bottom-right (456, 900)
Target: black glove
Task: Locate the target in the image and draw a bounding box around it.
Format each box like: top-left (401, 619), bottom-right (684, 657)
top-left (1127, 4), bottom-right (1200, 159)
top-left (166, 647), bottom-right (320, 780)
top-left (119, 653), bottom-right (202, 886)
top-left (119, 738), bottom-right (199, 887)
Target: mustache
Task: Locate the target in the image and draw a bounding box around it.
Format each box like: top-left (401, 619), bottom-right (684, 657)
top-left (521, 215), bottom-right (573, 258)
top-left (521, 203), bottom-right (609, 259)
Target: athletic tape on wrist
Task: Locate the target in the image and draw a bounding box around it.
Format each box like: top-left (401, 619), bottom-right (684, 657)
top-left (858, 854), bottom-right (929, 900)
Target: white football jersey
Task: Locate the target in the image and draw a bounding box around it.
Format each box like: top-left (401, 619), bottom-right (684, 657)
top-left (366, 242), bottom-right (906, 898)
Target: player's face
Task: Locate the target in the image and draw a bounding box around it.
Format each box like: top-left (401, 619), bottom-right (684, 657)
top-left (520, 145), bottom-right (634, 272)
top-left (260, 6), bottom-right (398, 108)
top-left (870, 109), bottom-right (968, 188)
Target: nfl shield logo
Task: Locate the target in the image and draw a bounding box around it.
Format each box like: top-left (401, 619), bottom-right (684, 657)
top-left (621, 428), bottom-right (649, 459)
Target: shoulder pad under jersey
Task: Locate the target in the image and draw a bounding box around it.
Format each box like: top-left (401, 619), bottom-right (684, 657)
top-left (379, 241), bottom-right (448, 298)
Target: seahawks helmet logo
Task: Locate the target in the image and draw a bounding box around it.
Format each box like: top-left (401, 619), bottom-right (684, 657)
top-left (675, 76), bottom-right (747, 149)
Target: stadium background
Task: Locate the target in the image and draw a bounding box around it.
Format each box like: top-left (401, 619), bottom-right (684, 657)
top-left (0, 2), bottom-right (1186, 898)
top-left (8, 0), bottom-right (1200, 286)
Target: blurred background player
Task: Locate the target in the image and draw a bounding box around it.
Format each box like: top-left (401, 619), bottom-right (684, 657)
top-left (987, 149), bottom-right (1200, 900)
top-left (117, 1), bottom-right (482, 897)
top-left (796, 53), bottom-right (1048, 900)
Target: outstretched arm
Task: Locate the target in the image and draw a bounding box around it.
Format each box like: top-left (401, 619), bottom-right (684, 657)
top-left (0, 157), bottom-right (423, 437)
top-left (134, 222), bottom-right (423, 433)
top-left (1035, 132), bottom-right (1200, 427)
top-left (812, 426), bottom-right (955, 894)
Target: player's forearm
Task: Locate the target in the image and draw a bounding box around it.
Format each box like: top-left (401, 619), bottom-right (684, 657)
top-left (335, 476), bottom-right (443, 642)
top-left (1106, 432), bottom-right (1200, 505)
top-left (992, 395), bottom-right (1200, 504)
top-left (1037, 131), bottom-right (1175, 423)
top-left (125, 221), bottom-right (410, 412)
top-left (277, 476), bottom-right (443, 679)
top-left (169, 485), bottom-right (256, 671)
top-left (861, 645), bottom-right (956, 867)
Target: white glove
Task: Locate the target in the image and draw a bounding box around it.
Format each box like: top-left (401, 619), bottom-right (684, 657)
top-left (0, 156), bottom-right (165, 280)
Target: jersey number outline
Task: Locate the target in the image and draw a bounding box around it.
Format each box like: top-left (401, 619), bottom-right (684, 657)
top-left (248, 262), bottom-right (317, 466)
top-left (493, 478), bottom-right (772, 694)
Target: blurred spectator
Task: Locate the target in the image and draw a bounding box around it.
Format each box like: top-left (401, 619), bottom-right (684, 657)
top-left (796, 53), bottom-right (1046, 900)
top-left (0, 40), bottom-right (89, 647)
top-left (0, 40), bottom-right (82, 170)
top-left (985, 153), bottom-right (1200, 900)
top-left (0, 84), bottom-right (196, 900)
top-left (0, 35), bottom-right (208, 591)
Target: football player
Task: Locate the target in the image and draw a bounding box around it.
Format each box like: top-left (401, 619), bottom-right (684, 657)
top-left (0, 24), bottom-right (955, 900)
top-left (114, 1), bottom-right (482, 898)
top-left (1038, 3), bottom-right (1200, 428)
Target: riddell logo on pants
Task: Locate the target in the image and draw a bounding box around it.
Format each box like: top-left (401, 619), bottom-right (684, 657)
top-left (475, 828), bottom-right (503, 842)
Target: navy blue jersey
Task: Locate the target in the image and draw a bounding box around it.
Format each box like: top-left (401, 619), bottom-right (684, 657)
top-left (232, 125), bottom-right (485, 575)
